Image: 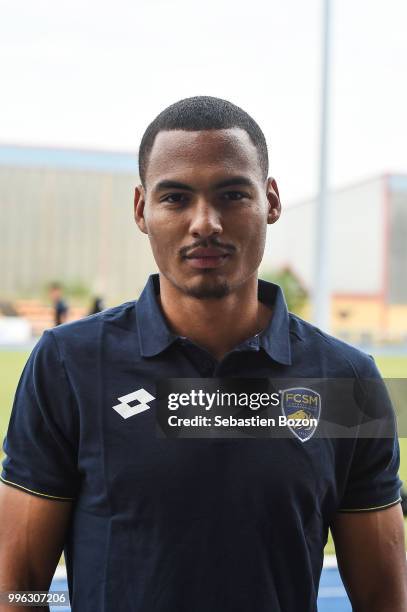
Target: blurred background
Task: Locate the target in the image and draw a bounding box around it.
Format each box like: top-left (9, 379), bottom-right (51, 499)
top-left (1, 0), bottom-right (406, 343)
top-left (0, 0), bottom-right (406, 607)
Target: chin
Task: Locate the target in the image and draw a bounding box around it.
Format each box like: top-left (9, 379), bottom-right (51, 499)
top-left (183, 275), bottom-right (231, 300)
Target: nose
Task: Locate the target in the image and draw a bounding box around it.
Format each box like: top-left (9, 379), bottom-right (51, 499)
top-left (188, 199), bottom-right (223, 239)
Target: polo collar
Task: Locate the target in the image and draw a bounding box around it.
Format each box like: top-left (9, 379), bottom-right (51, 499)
top-left (136, 274), bottom-right (292, 365)
top-left (257, 279), bottom-right (292, 365)
top-left (136, 275), bottom-right (177, 357)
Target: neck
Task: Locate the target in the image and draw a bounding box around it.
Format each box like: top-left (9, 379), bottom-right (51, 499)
top-left (158, 273), bottom-right (272, 361)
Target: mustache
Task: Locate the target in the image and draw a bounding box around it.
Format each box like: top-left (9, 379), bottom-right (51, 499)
top-left (180, 238), bottom-right (236, 258)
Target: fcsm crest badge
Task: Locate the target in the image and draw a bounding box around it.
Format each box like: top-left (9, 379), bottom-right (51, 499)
top-left (280, 387), bottom-right (321, 442)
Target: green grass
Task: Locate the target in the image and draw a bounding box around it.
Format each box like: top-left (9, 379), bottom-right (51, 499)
top-left (1, 349), bottom-right (406, 556)
top-left (375, 356), bottom-right (407, 378)
top-left (375, 356), bottom-right (407, 486)
top-left (0, 351), bottom-right (29, 440)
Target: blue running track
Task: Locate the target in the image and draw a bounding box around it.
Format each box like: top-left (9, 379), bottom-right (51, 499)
top-left (49, 566), bottom-right (351, 611)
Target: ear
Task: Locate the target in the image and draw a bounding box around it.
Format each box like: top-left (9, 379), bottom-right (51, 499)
top-left (266, 177), bottom-right (281, 224)
top-left (134, 185), bottom-right (148, 234)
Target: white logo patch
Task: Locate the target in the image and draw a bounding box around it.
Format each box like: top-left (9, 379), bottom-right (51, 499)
top-left (113, 388), bottom-right (155, 419)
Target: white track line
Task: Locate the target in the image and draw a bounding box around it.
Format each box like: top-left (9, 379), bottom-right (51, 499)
top-left (319, 586), bottom-right (347, 598)
top-left (323, 554), bottom-right (338, 568)
top-left (53, 566), bottom-right (67, 580)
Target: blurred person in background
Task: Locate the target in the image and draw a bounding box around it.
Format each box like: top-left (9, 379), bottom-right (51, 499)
top-left (48, 281), bottom-right (69, 327)
top-left (0, 97), bottom-right (406, 612)
top-left (88, 296), bottom-right (104, 315)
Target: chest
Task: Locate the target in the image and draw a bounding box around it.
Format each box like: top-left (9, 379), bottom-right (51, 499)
top-left (78, 374), bottom-right (348, 522)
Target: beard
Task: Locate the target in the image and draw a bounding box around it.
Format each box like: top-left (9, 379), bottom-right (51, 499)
top-left (170, 270), bottom-right (231, 300)
top-left (184, 277), bottom-right (231, 299)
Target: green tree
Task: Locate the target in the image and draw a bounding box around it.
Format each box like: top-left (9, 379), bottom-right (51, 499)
top-left (262, 267), bottom-right (308, 314)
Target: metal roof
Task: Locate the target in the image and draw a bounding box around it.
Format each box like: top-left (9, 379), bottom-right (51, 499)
top-left (0, 144), bottom-right (138, 174)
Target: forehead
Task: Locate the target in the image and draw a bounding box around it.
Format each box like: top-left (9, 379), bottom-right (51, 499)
top-left (145, 128), bottom-right (263, 187)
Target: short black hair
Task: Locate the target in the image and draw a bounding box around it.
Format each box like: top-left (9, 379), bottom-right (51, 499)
top-left (138, 96), bottom-right (269, 187)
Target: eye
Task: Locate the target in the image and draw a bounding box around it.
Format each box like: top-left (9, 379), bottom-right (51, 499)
top-left (160, 193), bottom-right (189, 204)
top-left (221, 191), bottom-right (249, 201)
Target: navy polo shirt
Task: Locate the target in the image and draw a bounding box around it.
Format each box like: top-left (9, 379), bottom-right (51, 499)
top-left (1, 274), bottom-right (402, 612)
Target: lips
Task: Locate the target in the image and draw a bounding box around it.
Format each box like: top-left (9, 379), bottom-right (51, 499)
top-left (186, 248), bottom-right (229, 258)
top-left (184, 248), bottom-right (231, 269)
top-left (185, 247), bottom-right (234, 269)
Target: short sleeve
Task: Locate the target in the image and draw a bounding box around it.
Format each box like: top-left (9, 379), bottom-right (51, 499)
top-left (1, 330), bottom-right (80, 501)
top-left (338, 355), bottom-right (402, 512)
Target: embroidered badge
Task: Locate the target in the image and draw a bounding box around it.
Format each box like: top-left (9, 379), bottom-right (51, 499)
top-left (280, 387), bottom-right (321, 442)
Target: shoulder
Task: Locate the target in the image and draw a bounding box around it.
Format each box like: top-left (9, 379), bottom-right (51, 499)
top-left (45, 301), bottom-right (138, 354)
top-left (288, 312), bottom-right (380, 378)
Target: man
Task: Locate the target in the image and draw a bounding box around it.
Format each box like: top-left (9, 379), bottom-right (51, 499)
top-left (0, 96), bottom-right (406, 611)
top-left (88, 296), bottom-right (104, 316)
top-left (48, 281), bottom-right (69, 326)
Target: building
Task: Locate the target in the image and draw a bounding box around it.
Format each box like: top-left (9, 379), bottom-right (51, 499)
top-left (1, 146), bottom-right (406, 342)
top-left (0, 145), bottom-right (157, 304)
top-left (265, 174), bottom-right (407, 342)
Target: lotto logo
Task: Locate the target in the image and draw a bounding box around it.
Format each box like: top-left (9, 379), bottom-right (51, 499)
top-left (112, 388), bottom-right (155, 419)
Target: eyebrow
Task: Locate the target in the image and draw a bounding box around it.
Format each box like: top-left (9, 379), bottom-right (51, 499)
top-left (154, 176), bottom-right (256, 192)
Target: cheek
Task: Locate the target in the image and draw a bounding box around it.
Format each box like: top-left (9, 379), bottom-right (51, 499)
top-left (236, 220), bottom-right (267, 269)
top-left (237, 211), bottom-right (267, 248)
top-left (145, 214), bottom-right (183, 258)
